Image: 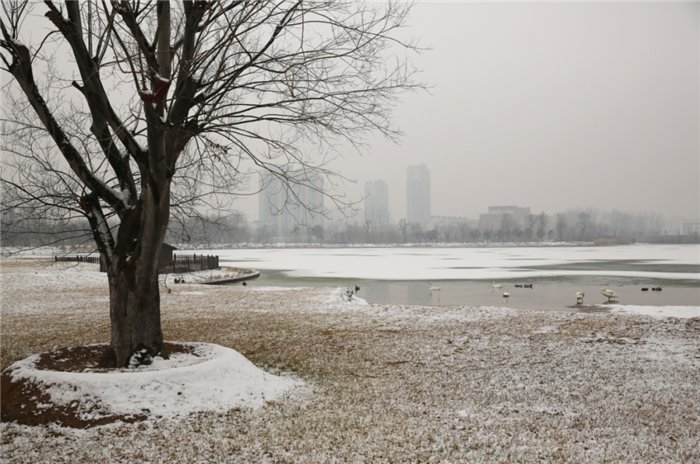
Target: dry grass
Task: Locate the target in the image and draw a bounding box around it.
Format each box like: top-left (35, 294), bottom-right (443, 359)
top-left (2, 259), bottom-right (700, 463)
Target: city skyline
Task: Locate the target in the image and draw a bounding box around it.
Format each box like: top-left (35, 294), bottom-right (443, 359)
top-left (236, 2), bottom-right (699, 224)
top-left (258, 169), bottom-right (325, 240)
top-left (364, 180), bottom-right (390, 226)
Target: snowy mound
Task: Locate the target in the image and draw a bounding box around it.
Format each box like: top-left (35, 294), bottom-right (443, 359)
top-left (5, 342), bottom-right (301, 423)
top-left (608, 304), bottom-right (700, 319)
top-left (325, 287), bottom-right (369, 305)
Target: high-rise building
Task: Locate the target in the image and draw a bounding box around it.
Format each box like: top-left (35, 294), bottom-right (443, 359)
top-left (364, 180), bottom-right (390, 226)
top-left (259, 168), bottom-right (324, 239)
top-left (406, 164), bottom-right (431, 225)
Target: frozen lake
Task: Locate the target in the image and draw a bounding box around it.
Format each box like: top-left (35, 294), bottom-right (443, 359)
top-left (189, 244), bottom-right (700, 310)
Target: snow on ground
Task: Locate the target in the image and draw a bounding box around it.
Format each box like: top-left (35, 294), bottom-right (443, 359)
top-left (6, 343), bottom-right (301, 422)
top-left (1, 259), bottom-right (302, 422)
top-left (608, 304), bottom-right (700, 319)
top-left (0, 261), bottom-right (108, 316)
top-left (1, 260), bottom-right (107, 290)
top-left (2, 258), bottom-right (700, 463)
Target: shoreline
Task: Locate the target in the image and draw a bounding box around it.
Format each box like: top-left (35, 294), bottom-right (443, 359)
top-left (4, 240), bottom-right (700, 257)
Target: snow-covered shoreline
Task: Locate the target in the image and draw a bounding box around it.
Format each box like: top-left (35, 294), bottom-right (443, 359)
top-left (5, 243), bottom-right (699, 281)
top-left (2, 258), bottom-right (699, 463)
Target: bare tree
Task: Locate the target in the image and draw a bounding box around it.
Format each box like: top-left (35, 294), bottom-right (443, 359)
top-left (577, 211), bottom-right (593, 242)
top-left (1, 0), bottom-right (418, 366)
top-left (527, 214), bottom-right (536, 241)
top-left (555, 213), bottom-right (567, 241)
top-left (499, 213), bottom-right (513, 241)
top-left (398, 217), bottom-right (407, 243)
top-left (536, 211), bottom-right (548, 242)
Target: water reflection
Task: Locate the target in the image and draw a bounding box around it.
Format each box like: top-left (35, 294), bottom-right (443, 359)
top-left (252, 271), bottom-right (700, 311)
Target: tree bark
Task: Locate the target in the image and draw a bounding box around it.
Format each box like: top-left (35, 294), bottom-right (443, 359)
top-left (106, 181), bottom-right (170, 367)
top-left (108, 261), bottom-right (163, 368)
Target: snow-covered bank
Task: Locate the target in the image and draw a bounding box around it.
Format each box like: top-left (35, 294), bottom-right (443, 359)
top-left (2, 259), bottom-right (699, 463)
top-left (608, 304), bottom-right (700, 319)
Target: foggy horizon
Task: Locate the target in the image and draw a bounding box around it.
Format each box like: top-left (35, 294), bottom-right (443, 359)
top-left (240, 1), bottom-right (699, 224)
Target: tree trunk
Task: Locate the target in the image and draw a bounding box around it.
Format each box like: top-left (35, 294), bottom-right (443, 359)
top-left (108, 262), bottom-right (163, 367)
top-left (106, 183), bottom-right (170, 367)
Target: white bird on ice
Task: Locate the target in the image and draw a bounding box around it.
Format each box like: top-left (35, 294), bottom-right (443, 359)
top-left (576, 289), bottom-right (585, 305)
top-left (491, 281), bottom-right (502, 291)
top-left (601, 288), bottom-right (618, 302)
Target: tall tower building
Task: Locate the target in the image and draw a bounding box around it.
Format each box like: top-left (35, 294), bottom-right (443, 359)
top-left (364, 180), bottom-right (390, 226)
top-left (406, 164), bottom-right (431, 225)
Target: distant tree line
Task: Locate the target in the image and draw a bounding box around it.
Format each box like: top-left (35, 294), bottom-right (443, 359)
top-left (1, 208), bottom-right (92, 249)
top-left (3, 207), bottom-right (693, 249)
top-left (326, 209), bottom-right (670, 245)
top-left (166, 214), bottom-right (251, 247)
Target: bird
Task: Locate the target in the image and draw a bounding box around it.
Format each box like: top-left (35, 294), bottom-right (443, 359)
top-left (491, 281), bottom-right (502, 291)
top-left (502, 289), bottom-right (510, 302)
top-left (641, 287), bottom-right (649, 291)
top-left (429, 282), bottom-right (442, 304)
top-left (652, 287), bottom-right (662, 292)
top-left (576, 289), bottom-right (585, 305)
top-left (601, 288), bottom-right (618, 302)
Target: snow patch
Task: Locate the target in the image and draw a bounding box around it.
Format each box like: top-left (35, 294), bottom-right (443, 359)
top-left (324, 287), bottom-right (369, 306)
top-left (533, 325), bottom-right (558, 334)
top-left (608, 304), bottom-right (700, 319)
top-left (6, 343), bottom-right (302, 423)
top-left (115, 188), bottom-right (131, 205)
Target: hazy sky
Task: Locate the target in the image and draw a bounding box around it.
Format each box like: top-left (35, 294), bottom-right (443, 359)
top-left (240, 1), bottom-right (699, 223)
top-left (5, 2), bottom-right (698, 223)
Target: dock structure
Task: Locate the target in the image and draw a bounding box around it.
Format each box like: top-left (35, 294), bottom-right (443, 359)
top-left (200, 270), bottom-right (260, 285)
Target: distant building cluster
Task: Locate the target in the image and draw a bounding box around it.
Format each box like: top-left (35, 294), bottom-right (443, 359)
top-left (364, 180), bottom-right (390, 226)
top-left (682, 221), bottom-right (700, 236)
top-left (258, 168), bottom-right (324, 240)
top-left (257, 163), bottom-right (539, 241)
top-left (362, 164), bottom-right (437, 228)
top-left (363, 164), bottom-right (433, 228)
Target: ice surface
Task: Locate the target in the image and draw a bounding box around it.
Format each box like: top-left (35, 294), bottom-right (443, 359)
top-left (188, 244), bottom-right (700, 281)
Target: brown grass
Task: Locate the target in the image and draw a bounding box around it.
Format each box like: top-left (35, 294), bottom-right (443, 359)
top-left (2, 259), bottom-right (700, 463)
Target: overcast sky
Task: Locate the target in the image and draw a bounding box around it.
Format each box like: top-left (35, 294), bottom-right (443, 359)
top-left (5, 2), bottom-right (698, 224)
top-left (241, 1), bottom-right (699, 223)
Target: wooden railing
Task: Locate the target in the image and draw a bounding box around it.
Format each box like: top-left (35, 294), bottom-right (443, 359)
top-left (159, 254), bottom-right (220, 274)
top-left (57, 253), bottom-right (220, 274)
top-left (54, 255), bottom-right (101, 265)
